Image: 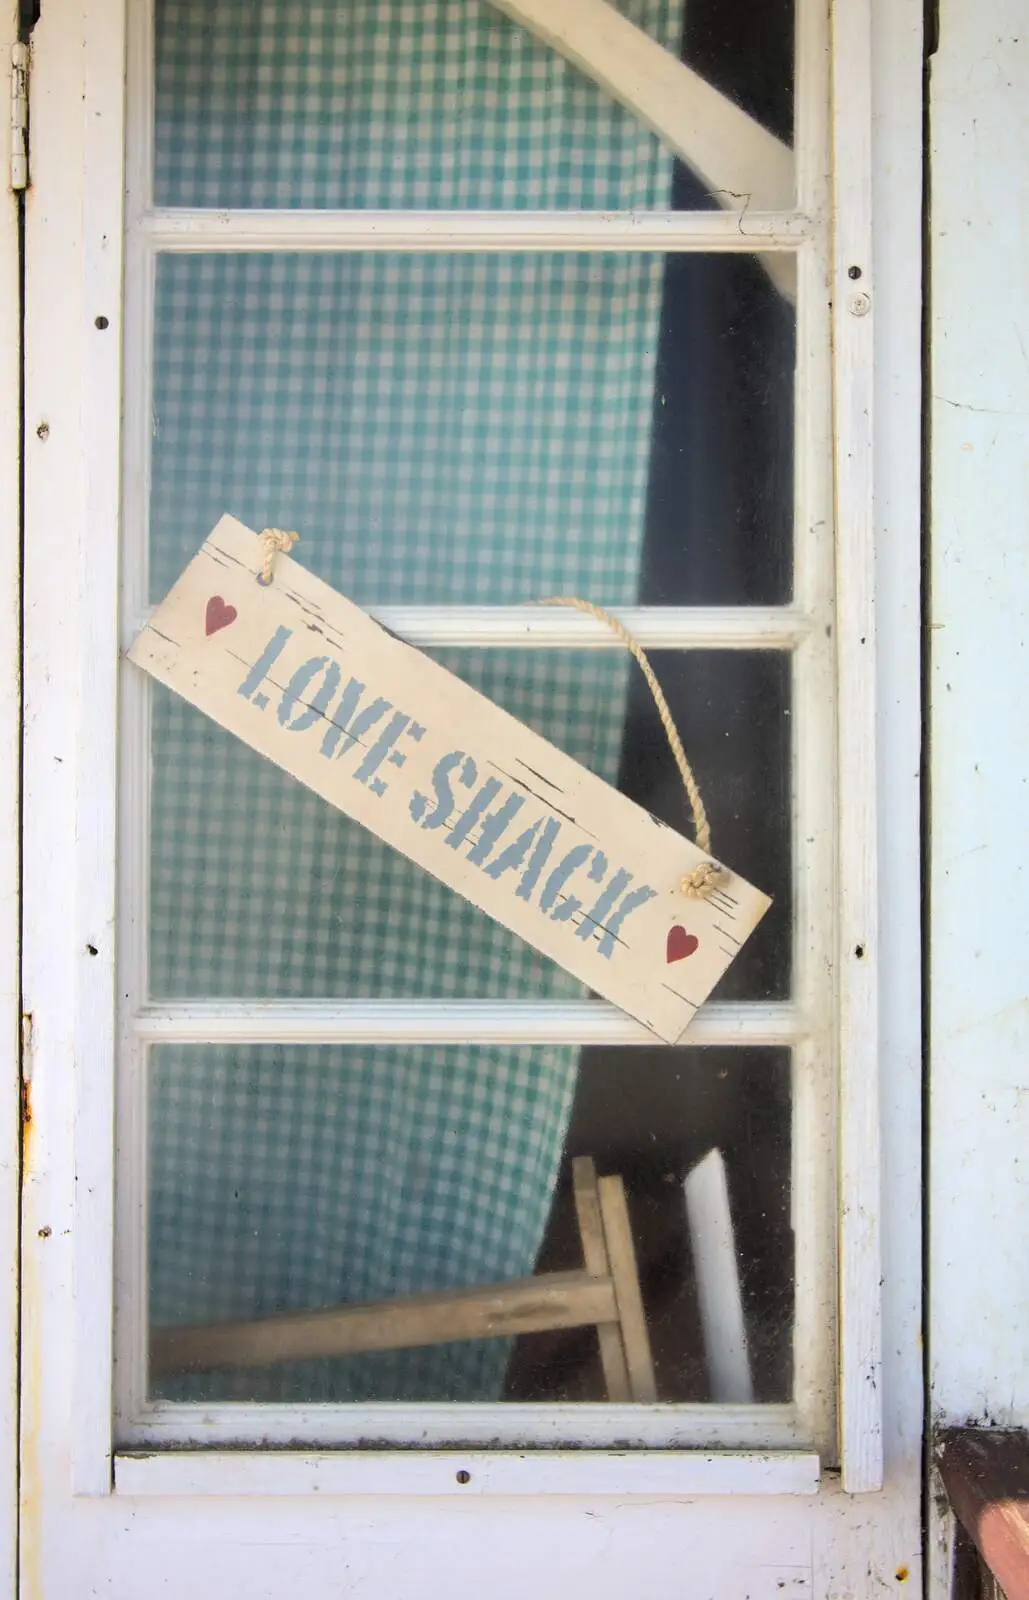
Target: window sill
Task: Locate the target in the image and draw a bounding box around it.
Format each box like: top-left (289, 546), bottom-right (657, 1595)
top-left (114, 1448), bottom-right (820, 1498)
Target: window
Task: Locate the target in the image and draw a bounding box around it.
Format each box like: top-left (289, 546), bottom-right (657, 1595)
top-left (97, 0), bottom-right (876, 1474)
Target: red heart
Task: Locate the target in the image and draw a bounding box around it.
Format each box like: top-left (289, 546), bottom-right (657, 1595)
top-left (205, 596), bottom-right (237, 637)
top-left (666, 926), bottom-right (699, 964)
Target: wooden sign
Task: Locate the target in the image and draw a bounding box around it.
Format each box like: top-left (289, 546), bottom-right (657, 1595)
top-left (129, 517), bottom-right (770, 1043)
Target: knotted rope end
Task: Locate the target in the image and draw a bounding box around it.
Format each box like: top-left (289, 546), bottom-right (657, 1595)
top-left (680, 859), bottom-right (723, 899)
top-left (257, 527), bottom-right (300, 586)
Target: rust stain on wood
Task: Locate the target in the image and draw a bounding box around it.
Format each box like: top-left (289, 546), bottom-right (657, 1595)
top-left (19, 1012), bottom-right (32, 1171)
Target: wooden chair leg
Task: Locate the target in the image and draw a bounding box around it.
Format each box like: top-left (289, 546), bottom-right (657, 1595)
top-left (572, 1155), bottom-right (631, 1402)
top-left (597, 1172), bottom-right (658, 1402)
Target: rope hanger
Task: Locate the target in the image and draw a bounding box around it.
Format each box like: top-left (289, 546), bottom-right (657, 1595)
top-left (541, 597), bottom-right (722, 899)
top-left (257, 527), bottom-right (299, 585)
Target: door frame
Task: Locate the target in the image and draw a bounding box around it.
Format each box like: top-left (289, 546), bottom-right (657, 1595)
top-left (16, 0), bottom-right (926, 1590)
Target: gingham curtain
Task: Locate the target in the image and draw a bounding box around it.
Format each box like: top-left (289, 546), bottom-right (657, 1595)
top-left (147, 0), bottom-right (683, 1401)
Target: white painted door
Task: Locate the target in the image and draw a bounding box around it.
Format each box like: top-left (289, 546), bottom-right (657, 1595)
top-left (0, 6), bottom-right (23, 1596)
top-left (19, 0), bottom-right (925, 1591)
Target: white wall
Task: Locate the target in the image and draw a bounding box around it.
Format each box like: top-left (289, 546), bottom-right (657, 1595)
top-left (930, 2), bottom-right (1029, 1427)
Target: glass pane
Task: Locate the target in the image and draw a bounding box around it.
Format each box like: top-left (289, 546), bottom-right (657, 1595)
top-left (148, 1045), bottom-right (793, 1404)
top-left (149, 253), bottom-right (795, 608)
top-left (153, 0), bottom-right (794, 211)
top-left (149, 650), bottom-right (790, 1001)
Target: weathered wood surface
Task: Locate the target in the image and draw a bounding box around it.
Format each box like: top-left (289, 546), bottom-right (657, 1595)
top-left (597, 1175), bottom-right (658, 1402)
top-left (939, 1430), bottom-right (1029, 1600)
top-left (572, 1156), bottom-right (631, 1402)
top-left (152, 1268), bottom-right (618, 1376)
top-left (129, 517), bottom-right (770, 1043)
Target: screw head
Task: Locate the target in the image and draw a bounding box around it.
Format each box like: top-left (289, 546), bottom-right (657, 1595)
top-left (848, 291), bottom-right (872, 317)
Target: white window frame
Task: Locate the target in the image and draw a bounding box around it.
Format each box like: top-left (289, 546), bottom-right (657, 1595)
top-left (22, 0), bottom-right (886, 1502)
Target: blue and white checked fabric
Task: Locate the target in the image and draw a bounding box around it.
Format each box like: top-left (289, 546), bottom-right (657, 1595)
top-left (150, 1042), bottom-right (580, 1401)
top-left (147, 0), bottom-right (683, 1401)
top-left (154, 0), bottom-right (679, 210)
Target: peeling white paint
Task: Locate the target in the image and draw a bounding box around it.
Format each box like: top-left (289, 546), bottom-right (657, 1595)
top-left (930, 0), bottom-right (1029, 1435)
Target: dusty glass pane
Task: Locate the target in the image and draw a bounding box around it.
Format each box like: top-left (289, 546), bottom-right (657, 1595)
top-left (148, 650), bottom-right (790, 1002)
top-left (149, 252), bottom-right (795, 608)
top-left (148, 1044), bottom-right (793, 1404)
top-left (152, 0), bottom-right (794, 211)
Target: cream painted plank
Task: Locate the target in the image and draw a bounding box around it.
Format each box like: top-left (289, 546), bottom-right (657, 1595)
top-left (129, 517), bottom-right (770, 1045)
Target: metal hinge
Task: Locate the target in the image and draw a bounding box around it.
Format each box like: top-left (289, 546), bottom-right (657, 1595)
top-left (10, 41), bottom-right (28, 192)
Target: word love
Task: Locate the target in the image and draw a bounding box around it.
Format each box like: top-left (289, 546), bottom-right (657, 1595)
top-left (128, 517), bottom-right (770, 1042)
top-left (237, 621), bottom-right (659, 958)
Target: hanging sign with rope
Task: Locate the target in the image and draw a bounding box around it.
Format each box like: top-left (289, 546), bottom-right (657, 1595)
top-left (129, 515), bottom-right (770, 1043)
